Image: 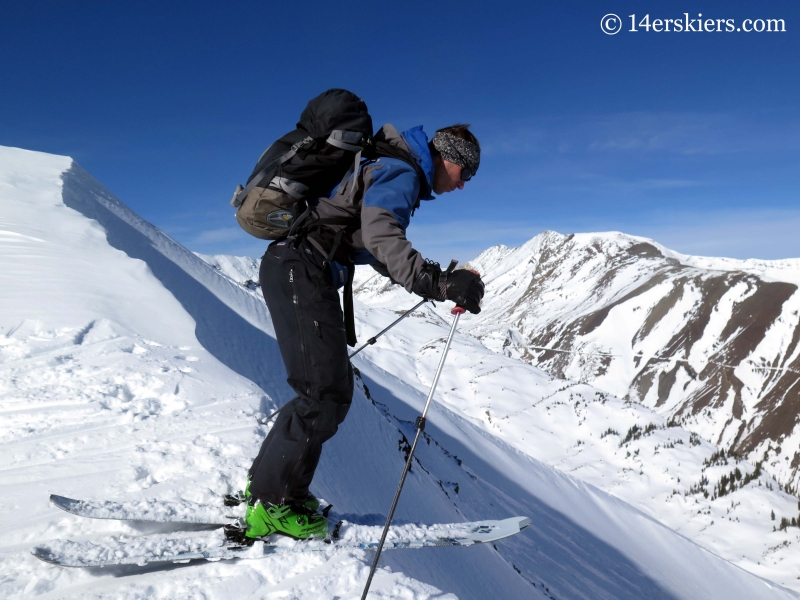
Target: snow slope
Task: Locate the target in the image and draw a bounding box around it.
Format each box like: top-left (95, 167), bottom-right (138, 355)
top-left (1, 145), bottom-right (798, 599)
top-left (350, 267), bottom-right (800, 592)
top-left (459, 231), bottom-right (800, 493)
top-left (0, 147), bottom-right (448, 600)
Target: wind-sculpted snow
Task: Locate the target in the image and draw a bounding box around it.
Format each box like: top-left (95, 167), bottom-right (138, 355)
top-left (60, 163), bottom-right (291, 403)
top-left (2, 145), bottom-right (799, 599)
top-left (195, 252), bottom-right (261, 288)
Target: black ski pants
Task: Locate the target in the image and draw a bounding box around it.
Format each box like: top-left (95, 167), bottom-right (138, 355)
top-left (248, 237), bottom-right (353, 507)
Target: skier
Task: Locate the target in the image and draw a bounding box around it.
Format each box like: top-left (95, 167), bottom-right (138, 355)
top-left (244, 123), bottom-right (486, 539)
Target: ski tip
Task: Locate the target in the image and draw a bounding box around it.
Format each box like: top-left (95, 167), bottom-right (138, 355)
top-left (49, 494), bottom-right (78, 511)
top-left (32, 545), bottom-right (88, 568)
top-left (518, 517), bottom-right (532, 531)
top-left (31, 546), bottom-right (59, 565)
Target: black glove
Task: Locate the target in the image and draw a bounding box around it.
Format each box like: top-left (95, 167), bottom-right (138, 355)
top-left (444, 269), bottom-right (484, 314)
top-left (411, 261), bottom-right (485, 314)
top-left (411, 260), bottom-right (446, 300)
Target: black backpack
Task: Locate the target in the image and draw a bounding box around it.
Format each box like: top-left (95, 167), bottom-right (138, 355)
top-left (230, 89), bottom-right (373, 240)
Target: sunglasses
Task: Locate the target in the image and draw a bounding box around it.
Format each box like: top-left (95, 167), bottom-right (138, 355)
top-left (460, 165), bottom-right (474, 182)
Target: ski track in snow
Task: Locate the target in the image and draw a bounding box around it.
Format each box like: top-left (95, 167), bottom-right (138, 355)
top-left (2, 144), bottom-right (799, 599)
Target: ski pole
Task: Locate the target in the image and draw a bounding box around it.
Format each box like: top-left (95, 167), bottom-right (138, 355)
top-left (348, 297), bottom-right (429, 359)
top-left (256, 298), bottom-right (430, 425)
top-left (360, 300), bottom-right (464, 597)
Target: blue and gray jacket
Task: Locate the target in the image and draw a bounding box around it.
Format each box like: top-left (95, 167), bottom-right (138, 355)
top-left (306, 123), bottom-right (436, 291)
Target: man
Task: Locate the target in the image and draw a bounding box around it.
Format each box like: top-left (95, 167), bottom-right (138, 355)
top-left (243, 122), bottom-right (485, 539)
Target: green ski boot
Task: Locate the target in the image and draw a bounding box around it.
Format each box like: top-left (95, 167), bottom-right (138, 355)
top-left (302, 492), bottom-right (321, 513)
top-left (245, 501), bottom-right (328, 540)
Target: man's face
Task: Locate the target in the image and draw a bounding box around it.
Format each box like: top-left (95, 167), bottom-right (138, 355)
top-left (432, 157), bottom-right (465, 194)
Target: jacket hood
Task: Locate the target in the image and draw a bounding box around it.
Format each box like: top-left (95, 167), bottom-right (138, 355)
top-left (400, 126), bottom-right (435, 194)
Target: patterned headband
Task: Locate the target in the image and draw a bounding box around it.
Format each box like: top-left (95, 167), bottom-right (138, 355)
top-left (432, 131), bottom-right (480, 179)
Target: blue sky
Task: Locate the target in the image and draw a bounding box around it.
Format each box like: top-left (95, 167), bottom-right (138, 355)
top-left (2, 0), bottom-right (798, 263)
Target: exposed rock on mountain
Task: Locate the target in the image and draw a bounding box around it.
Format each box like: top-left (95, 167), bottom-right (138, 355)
top-left (464, 231), bottom-right (800, 490)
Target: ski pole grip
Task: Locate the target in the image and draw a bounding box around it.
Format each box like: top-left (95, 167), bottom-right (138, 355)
top-left (445, 260), bottom-right (470, 315)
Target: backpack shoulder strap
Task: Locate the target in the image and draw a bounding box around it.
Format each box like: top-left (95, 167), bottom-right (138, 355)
top-left (327, 130), bottom-right (369, 203)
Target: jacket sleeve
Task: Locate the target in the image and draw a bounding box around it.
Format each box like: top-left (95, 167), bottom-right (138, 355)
top-left (360, 160), bottom-right (427, 292)
top-left (370, 260), bottom-right (392, 279)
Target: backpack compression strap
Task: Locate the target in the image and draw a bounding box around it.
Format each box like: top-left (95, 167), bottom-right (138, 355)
top-left (232, 130), bottom-right (367, 208)
top-left (230, 136), bottom-right (314, 208)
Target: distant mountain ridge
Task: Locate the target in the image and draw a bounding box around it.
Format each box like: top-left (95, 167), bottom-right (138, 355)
top-left (463, 231), bottom-right (800, 490)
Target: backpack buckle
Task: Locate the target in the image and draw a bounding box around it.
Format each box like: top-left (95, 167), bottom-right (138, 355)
top-left (291, 136), bottom-right (314, 152)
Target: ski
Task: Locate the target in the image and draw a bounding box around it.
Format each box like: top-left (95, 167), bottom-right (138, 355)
top-left (32, 516), bottom-right (532, 568)
top-left (49, 494), bottom-right (241, 525)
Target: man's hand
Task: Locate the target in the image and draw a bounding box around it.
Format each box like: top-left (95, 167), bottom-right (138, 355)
top-left (445, 269), bottom-right (484, 314)
top-left (411, 262), bottom-right (485, 313)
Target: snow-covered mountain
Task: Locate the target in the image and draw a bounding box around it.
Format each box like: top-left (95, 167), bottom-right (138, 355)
top-left (351, 261), bottom-right (800, 592)
top-left (2, 144), bottom-right (799, 599)
top-left (349, 230), bottom-right (800, 493)
top-left (460, 231), bottom-right (800, 493)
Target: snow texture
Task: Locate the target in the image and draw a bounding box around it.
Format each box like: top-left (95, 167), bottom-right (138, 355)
top-left (1, 144), bottom-right (798, 599)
